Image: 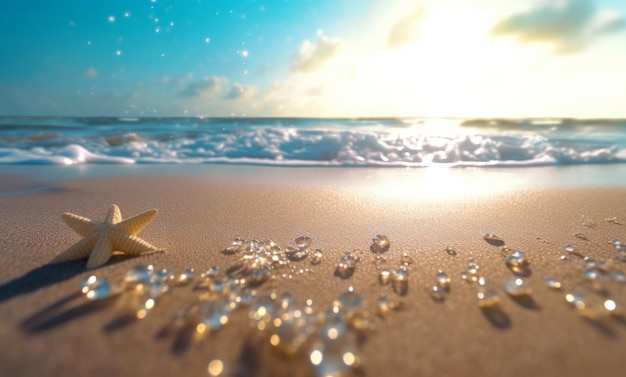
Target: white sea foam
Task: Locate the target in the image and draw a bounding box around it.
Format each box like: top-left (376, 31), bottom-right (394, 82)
top-left (0, 117), bottom-right (625, 167)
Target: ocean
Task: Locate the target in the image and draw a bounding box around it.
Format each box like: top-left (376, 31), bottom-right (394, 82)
top-left (1, 116), bottom-right (625, 167)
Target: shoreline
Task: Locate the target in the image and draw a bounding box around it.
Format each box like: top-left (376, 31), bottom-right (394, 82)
top-left (1, 166), bottom-right (625, 376)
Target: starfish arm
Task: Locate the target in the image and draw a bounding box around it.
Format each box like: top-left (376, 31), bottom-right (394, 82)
top-left (111, 231), bottom-right (158, 255)
top-left (62, 213), bottom-right (98, 236)
top-left (51, 232), bottom-right (99, 263)
top-left (115, 209), bottom-right (157, 236)
top-left (86, 234), bottom-right (114, 269)
top-left (104, 204), bottom-right (123, 225)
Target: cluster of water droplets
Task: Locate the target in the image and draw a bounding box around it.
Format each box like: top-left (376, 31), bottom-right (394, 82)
top-left (76, 227), bottom-right (626, 376)
top-left (548, 235), bottom-right (626, 320)
top-left (81, 264), bottom-right (189, 319)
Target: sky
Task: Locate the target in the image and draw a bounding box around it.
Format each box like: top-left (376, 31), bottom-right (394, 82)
top-left (0, 0), bottom-right (625, 118)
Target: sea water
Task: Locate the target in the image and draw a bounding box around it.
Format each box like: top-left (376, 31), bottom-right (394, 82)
top-left (1, 116), bottom-right (625, 167)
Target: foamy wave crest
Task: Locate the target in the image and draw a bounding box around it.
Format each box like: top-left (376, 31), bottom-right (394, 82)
top-left (0, 144), bottom-right (134, 165)
top-left (1, 125), bottom-right (625, 167)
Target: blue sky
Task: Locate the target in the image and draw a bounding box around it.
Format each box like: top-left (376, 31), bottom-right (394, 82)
top-left (1, 0), bottom-right (625, 118)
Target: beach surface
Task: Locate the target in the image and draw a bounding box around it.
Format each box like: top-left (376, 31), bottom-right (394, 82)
top-left (1, 165), bottom-right (625, 377)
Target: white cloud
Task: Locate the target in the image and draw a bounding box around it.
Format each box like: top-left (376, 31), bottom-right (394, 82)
top-left (387, 7), bottom-right (425, 48)
top-left (83, 67), bottom-right (99, 79)
top-left (291, 36), bottom-right (342, 73)
top-left (179, 76), bottom-right (228, 98)
top-left (225, 82), bottom-right (257, 100)
top-left (491, 0), bottom-right (625, 53)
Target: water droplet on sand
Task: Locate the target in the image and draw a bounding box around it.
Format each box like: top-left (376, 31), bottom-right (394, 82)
top-left (500, 246), bottom-right (513, 257)
top-left (310, 249), bottom-right (323, 265)
top-left (335, 252), bottom-right (359, 278)
top-left (270, 295), bottom-right (314, 356)
top-left (207, 359), bottom-right (225, 376)
top-left (377, 294), bottom-right (392, 317)
top-left (445, 246), bottom-right (457, 256)
top-left (177, 268), bottom-right (195, 285)
top-left (285, 246), bottom-right (308, 261)
top-left (295, 236), bottom-right (312, 249)
top-left (503, 278), bottom-right (531, 297)
top-left (505, 251), bottom-right (529, 273)
top-left (476, 290), bottom-right (500, 308)
top-left (400, 251), bottom-right (415, 266)
top-left (379, 269), bottom-right (391, 285)
top-left (197, 296), bottom-right (231, 332)
top-left (611, 271), bottom-right (626, 283)
top-left (370, 234), bottom-right (390, 253)
top-left (483, 233), bottom-right (504, 245)
top-left (125, 265), bottom-right (153, 284)
top-left (310, 310), bottom-right (359, 377)
top-left (392, 267), bottom-right (408, 295)
top-left (476, 277), bottom-right (500, 307)
top-left (435, 270), bottom-right (450, 289)
top-left (544, 276), bottom-right (562, 289)
top-left (563, 244), bottom-right (575, 253)
top-left (604, 299), bottom-right (617, 312)
top-left (565, 292), bottom-right (586, 310)
top-left (81, 275), bottom-right (113, 300)
top-left (429, 285), bottom-right (446, 302)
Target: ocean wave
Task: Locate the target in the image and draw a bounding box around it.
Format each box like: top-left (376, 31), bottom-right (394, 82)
top-left (1, 121), bottom-right (625, 167)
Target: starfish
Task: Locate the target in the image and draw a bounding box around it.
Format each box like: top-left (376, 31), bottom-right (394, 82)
top-left (51, 204), bottom-right (159, 269)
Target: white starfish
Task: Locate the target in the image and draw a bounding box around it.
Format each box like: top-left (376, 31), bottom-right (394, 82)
top-left (51, 204), bottom-right (159, 269)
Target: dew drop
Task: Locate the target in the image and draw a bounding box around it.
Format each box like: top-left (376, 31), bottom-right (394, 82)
top-left (604, 299), bottom-right (617, 312)
top-left (544, 276), bottom-right (562, 289)
top-left (197, 296), bottom-right (231, 332)
top-left (336, 288), bottom-right (363, 315)
top-left (295, 236), bottom-right (312, 249)
top-left (400, 251), bottom-right (415, 266)
top-left (444, 246), bottom-right (457, 256)
top-left (563, 244), bottom-right (575, 253)
top-left (285, 246), bottom-right (308, 261)
top-left (483, 233), bottom-right (504, 244)
top-left (377, 294), bottom-right (391, 317)
top-left (310, 310), bottom-right (359, 377)
top-left (503, 278), bottom-right (531, 297)
top-left (270, 296), bottom-right (314, 356)
top-left (505, 251), bottom-right (529, 273)
top-left (125, 264), bottom-right (153, 284)
top-left (370, 234), bottom-right (390, 253)
top-left (467, 258), bottom-right (480, 275)
top-left (429, 285), bottom-right (446, 302)
top-left (177, 268), bottom-right (195, 285)
top-left (391, 267), bottom-right (408, 295)
top-left (611, 271), bottom-right (626, 283)
top-left (476, 290), bottom-right (500, 308)
top-left (435, 270), bottom-right (450, 289)
top-left (201, 266), bottom-right (220, 279)
top-left (582, 268), bottom-right (600, 281)
top-left (249, 293), bottom-right (276, 329)
top-left (565, 292), bottom-right (586, 310)
top-left (500, 246), bottom-right (513, 257)
top-left (335, 252), bottom-right (359, 279)
top-left (248, 264), bottom-right (272, 286)
top-left (310, 249), bottom-right (323, 265)
top-left (379, 269), bottom-right (391, 285)
top-left (476, 277), bottom-right (500, 307)
top-left (207, 359), bottom-right (225, 376)
top-left (81, 275), bottom-right (112, 300)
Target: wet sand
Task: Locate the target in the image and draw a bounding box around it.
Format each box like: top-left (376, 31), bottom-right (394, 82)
top-left (1, 166), bottom-right (625, 377)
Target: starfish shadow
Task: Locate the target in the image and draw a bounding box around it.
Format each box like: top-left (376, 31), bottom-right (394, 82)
top-left (0, 261), bottom-right (86, 304)
top-left (0, 257), bottom-right (140, 304)
top-left (21, 292), bottom-right (117, 333)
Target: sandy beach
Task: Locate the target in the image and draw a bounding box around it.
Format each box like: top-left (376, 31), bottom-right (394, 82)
top-left (1, 165), bottom-right (625, 377)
